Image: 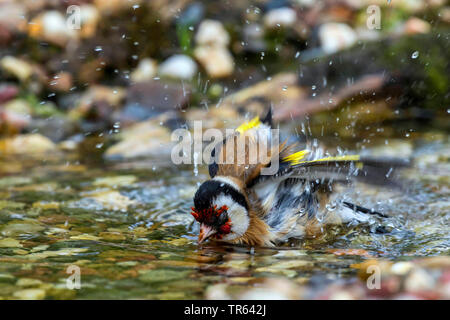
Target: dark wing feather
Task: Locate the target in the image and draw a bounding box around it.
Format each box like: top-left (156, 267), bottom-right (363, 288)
top-left (248, 153), bottom-right (411, 189)
top-left (208, 108), bottom-right (273, 178)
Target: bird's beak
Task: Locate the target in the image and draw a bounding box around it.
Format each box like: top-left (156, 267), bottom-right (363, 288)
top-left (198, 224), bottom-right (216, 244)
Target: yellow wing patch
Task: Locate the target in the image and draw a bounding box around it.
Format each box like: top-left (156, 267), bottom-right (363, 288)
top-left (282, 150), bottom-right (310, 165)
top-left (283, 153), bottom-right (361, 166)
top-left (236, 116), bottom-right (261, 134)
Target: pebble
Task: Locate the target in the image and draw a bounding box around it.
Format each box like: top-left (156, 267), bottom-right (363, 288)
top-left (391, 262), bottom-right (414, 275)
top-left (1, 221), bottom-right (45, 237)
top-left (243, 23), bottom-right (266, 52)
top-left (16, 278), bottom-right (43, 287)
top-left (93, 175), bottom-right (137, 187)
top-left (158, 55), bottom-right (197, 80)
top-left (130, 58), bottom-right (158, 82)
top-left (0, 56), bottom-right (33, 82)
top-left (0, 84), bottom-right (19, 104)
top-left (403, 17), bottom-right (431, 35)
top-left (404, 268), bottom-right (436, 292)
top-left (0, 237), bottom-right (23, 248)
top-left (3, 99), bottom-right (31, 117)
top-left (194, 45), bottom-right (234, 78)
top-left (13, 288), bottom-right (46, 300)
top-left (48, 72), bottom-right (72, 92)
top-left (195, 19), bottom-right (230, 46)
top-left (263, 7), bottom-right (297, 29)
top-left (28, 11), bottom-right (77, 46)
top-left (0, 2), bottom-right (27, 32)
top-left (318, 23), bottom-right (357, 54)
top-left (0, 134), bottom-right (56, 155)
top-left (78, 4), bottom-right (100, 38)
top-left (104, 118), bottom-right (173, 159)
top-left (138, 269), bottom-right (190, 283)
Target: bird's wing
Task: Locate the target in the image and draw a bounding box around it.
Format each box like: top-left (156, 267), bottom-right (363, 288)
top-left (248, 151), bottom-right (409, 241)
top-left (209, 109), bottom-right (273, 180)
top-left (248, 149), bottom-right (410, 189)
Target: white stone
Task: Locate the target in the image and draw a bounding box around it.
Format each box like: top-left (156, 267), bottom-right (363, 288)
top-left (130, 58), bottom-right (158, 82)
top-left (263, 7), bottom-right (297, 29)
top-left (404, 268), bottom-right (436, 292)
top-left (195, 19), bottom-right (230, 46)
top-left (318, 23), bottom-right (357, 55)
top-left (158, 54), bottom-right (197, 80)
top-left (13, 289), bottom-right (46, 300)
top-left (391, 262), bottom-right (414, 275)
top-left (194, 46), bottom-right (234, 78)
top-left (41, 11), bottom-right (77, 43)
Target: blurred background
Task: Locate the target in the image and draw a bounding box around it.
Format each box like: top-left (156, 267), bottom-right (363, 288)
top-left (0, 0), bottom-right (448, 300)
top-left (0, 0), bottom-right (448, 156)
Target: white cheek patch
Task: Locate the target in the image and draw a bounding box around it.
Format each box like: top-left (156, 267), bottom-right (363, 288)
top-left (213, 194), bottom-right (249, 241)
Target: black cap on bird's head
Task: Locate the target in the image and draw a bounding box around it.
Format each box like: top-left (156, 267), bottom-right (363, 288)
top-left (191, 179), bottom-right (250, 243)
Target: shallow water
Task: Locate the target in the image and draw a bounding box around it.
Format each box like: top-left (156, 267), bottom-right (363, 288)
top-left (0, 128), bottom-right (448, 299)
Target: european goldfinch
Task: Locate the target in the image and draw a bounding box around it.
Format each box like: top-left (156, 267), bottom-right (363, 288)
top-left (191, 110), bottom-right (409, 247)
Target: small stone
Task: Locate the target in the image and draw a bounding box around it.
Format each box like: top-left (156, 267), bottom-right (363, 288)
top-left (0, 84), bottom-right (19, 104)
top-left (318, 23), bottom-right (357, 55)
top-left (16, 278), bottom-right (43, 287)
top-left (159, 54), bottom-right (197, 80)
top-left (194, 46), bottom-right (234, 78)
top-left (32, 201), bottom-right (60, 210)
top-left (0, 273), bottom-right (15, 283)
top-left (391, 262), bottom-right (414, 275)
top-left (3, 99), bottom-right (31, 116)
top-left (130, 58), bottom-right (158, 82)
top-left (0, 2), bottom-right (27, 33)
top-left (0, 56), bottom-right (33, 82)
top-left (69, 85), bottom-right (125, 120)
top-left (70, 234), bottom-right (101, 241)
top-left (48, 72), bottom-right (72, 92)
top-left (117, 261), bottom-right (138, 267)
top-left (139, 269), bottom-right (190, 283)
top-left (242, 23), bottom-right (266, 52)
top-left (99, 231), bottom-right (126, 242)
top-left (254, 267), bottom-right (297, 277)
top-left (220, 260), bottom-right (251, 270)
top-left (1, 221), bottom-right (45, 237)
top-left (30, 245), bottom-right (49, 252)
top-left (78, 4), bottom-right (100, 38)
top-left (403, 17), bottom-right (431, 35)
top-left (93, 175), bottom-right (137, 187)
top-left (0, 134), bottom-right (56, 155)
top-left (13, 288), bottom-right (46, 300)
top-left (205, 284), bottom-right (231, 300)
top-left (0, 200), bottom-right (25, 210)
top-left (0, 176), bottom-right (32, 187)
top-left (195, 19), bottom-right (230, 46)
top-left (104, 117), bottom-right (173, 159)
top-left (263, 7), bottom-right (297, 29)
top-left (0, 237), bottom-right (23, 248)
top-left (78, 190), bottom-right (136, 211)
top-left (439, 7), bottom-right (450, 24)
top-left (28, 11), bottom-right (77, 46)
top-left (404, 268), bottom-right (436, 292)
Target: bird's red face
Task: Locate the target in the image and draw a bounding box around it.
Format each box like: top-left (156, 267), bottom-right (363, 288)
top-left (191, 205), bottom-right (232, 243)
